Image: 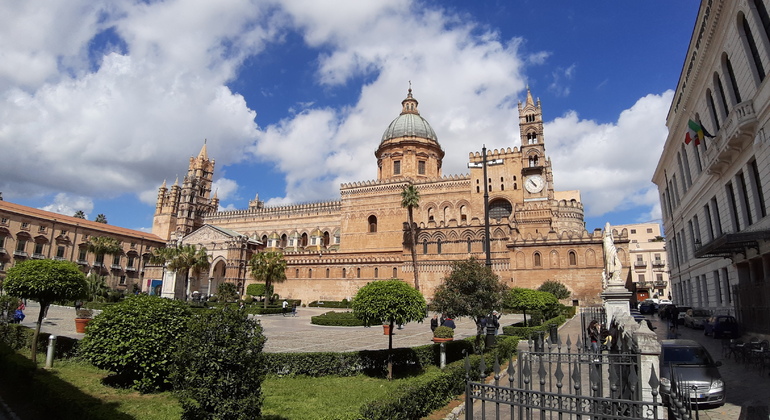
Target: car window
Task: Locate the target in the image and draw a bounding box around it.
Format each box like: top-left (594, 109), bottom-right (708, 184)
top-left (692, 310), bottom-right (710, 316)
top-left (718, 317), bottom-right (736, 324)
top-left (663, 346), bottom-right (714, 365)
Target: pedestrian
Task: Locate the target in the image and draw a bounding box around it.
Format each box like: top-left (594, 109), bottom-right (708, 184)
top-left (75, 300), bottom-right (83, 311)
top-left (442, 315), bottom-right (456, 330)
top-left (430, 314), bottom-right (439, 332)
top-left (282, 299), bottom-right (288, 316)
top-left (13, 302), bottom-right (25, 324)
top-left (291, 302), bottom-right (297, 317)
top-left (587, 319), bottom-right (600, 354)
top-left (490, 310), bottom-right (501, 335)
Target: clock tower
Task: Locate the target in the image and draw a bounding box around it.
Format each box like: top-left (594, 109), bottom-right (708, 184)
top-left (518, 87), bottom-right (554, 201)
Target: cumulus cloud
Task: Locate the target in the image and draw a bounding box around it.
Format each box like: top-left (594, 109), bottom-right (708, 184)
top-left (39, 193), bottom-right (94, 218)
top-left (545, 91), bottom-right (673, 218)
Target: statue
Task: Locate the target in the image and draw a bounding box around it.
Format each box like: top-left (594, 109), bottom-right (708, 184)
top-left (602, 222), bottom-right (622, 288)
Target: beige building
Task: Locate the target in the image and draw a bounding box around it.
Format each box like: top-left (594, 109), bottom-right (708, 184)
top-left (155, 88), bottom-right (630, 304)
top-left (0, 199), bottom-right (165, 292)
top-left (653, 0), bottom-right (770, 334)
top-left (614, 223), bottom-right (670, 303)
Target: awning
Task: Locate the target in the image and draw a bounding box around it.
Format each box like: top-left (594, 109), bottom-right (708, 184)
top-left (695, 230), bottom-right (770, 258)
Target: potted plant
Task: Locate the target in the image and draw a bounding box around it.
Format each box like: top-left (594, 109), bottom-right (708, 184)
top-left (432, 325), bottom-right (454, 343)
top-left (75, 308), bottom-right (94, 333)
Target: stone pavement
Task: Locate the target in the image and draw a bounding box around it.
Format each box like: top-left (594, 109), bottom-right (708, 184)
top-left (17, 301), bottom-right (523, 353)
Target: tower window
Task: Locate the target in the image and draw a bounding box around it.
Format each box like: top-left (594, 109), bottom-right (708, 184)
top-left (418, 161), bottom-right (426, 175)
top-left (394, 160), bottom-right (401, 175)
top-left (368, 215), bottom-right (377, 233)
top-left (534, 252), bottom-right (542, 267)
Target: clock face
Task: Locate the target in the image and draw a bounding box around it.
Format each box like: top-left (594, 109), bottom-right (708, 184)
top-left (525, 175), bottom-right (545, 193)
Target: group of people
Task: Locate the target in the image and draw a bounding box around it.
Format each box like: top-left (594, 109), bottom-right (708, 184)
top-left (586, 319), bottom-right (617, 355)
top-left (429, 311), bottom-right (501, 334)
top-left (281, 299), bottom-right (297, 317)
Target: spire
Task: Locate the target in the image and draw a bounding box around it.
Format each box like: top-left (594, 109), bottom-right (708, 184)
top-left (161, 179), bottom-right (167, 189)
top-left (198, 139), bottom-right (208, 160)
top-left (400, 83), bottom-right (419, 115)
top-left (525, 85), bottom-right (535, 107)
top-left (173, 176), bottom-right (179, 187)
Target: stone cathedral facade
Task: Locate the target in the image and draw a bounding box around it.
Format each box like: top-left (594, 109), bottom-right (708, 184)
top-left (151, 88), bottom-right (628, 304)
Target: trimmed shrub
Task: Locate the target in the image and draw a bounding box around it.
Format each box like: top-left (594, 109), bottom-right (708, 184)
top-left (502, 314), bottom-right (566, 340)
top-left (308, 300), bottom-right (351, 308)
top-left (433, 326), bottom-right (454, 338)
top-left (310, 311), bottom-right (365, 326)
top-left (78, 294), bottom-right (192, 393)
top-left (246, 283), bottom-right (267, 297)
top-left (172, 306), bottom-right (266, 419)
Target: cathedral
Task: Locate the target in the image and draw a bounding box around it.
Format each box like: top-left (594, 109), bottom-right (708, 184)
top-left (151, 88), bottom-right (628, 304)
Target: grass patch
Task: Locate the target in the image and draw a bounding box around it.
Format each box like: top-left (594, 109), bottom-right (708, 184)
top-left (261, 374), bottom-right (405, 420)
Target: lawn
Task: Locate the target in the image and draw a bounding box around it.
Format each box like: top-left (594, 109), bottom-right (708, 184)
top-left (1, 355), bottom-right (414, 420)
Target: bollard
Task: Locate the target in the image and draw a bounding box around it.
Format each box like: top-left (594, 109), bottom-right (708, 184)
top-left (485, 325), bottom-right (497, 348)
top-left (45, 335), bottom-right (56, 369)
top-left (440, 342), bottom-right (446, 369)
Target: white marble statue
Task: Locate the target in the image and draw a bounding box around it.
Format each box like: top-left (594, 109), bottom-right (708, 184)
top-left (602, 222), bottom-right (623, 287)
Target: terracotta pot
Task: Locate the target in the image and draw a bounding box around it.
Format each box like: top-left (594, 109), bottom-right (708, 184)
top-left (75, 318), bottom-right (92, 333)
top-left (382, 324), bottom-right (391, 335)
top-left (432, 337), bottom-right (453, 343)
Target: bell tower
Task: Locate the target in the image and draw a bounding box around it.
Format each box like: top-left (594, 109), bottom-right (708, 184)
top-left (152, 142), bottom-right (218, 240)
top-left (518, 88), bottom-right (553, 201)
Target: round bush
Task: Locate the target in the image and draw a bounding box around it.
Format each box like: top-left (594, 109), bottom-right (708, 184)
top-left (433, 326), bottom-right (454, 338)
top-left (78, 294), bottom-right (192, 393)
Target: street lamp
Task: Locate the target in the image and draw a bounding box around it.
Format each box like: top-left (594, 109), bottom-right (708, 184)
top-left (468, 145), bottom-right (503, 267)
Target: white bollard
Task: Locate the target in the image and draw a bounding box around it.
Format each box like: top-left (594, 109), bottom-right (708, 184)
top-left (45, 335), bottom-right (56, 369)
top-left (440, 342), bottom-right (446, 369)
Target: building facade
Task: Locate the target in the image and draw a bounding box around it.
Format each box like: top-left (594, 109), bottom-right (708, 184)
top-left (0, 199), bottom-right (165, 292)
top-left (653, 0), bottom-right (770, 334)
top-left (614, 223), bottom-right (670, 303)
top-left (154, 88), bottom-right (630, 304)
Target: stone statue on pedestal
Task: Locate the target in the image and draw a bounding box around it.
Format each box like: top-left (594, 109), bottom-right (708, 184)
top-left (602, 222), bottom-right (623, 289)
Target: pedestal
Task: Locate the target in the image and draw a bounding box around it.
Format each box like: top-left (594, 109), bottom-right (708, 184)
top-left (602, 284), bottom-right (632, 320)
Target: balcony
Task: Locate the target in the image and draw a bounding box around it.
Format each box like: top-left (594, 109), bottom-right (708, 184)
top-left (705, 99), bottom-right (758, 176)
top-left (652, 259), bottom-right (665, 267)
top-left (634, 261), bottom-right (647, 268)
top-left (54, 256), bottom-right (66, 261)
top-left (13, 251), bottom-right (28, 258)
top-left (32, 253), bottom-right (45, 259)
top-left (653, 281), bottom-right (667, 288)
top-left (126, 266), bottom-right (137, 272)
top-left (93, 261), bottom-right (103, 268)
top-left (77, 259), bottom-right (89, 265)
top-left (636, 281), bottom-right (653, 289)
top-left (111, 264), bottom-right (123, 270)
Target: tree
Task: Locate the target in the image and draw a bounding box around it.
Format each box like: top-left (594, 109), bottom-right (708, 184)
top-left (352, 279), bottom-right (426, 379)
top-left (171, 306), bottom-right (266, 419)
top-left (4, 259), bottom-right (87, 364)
top-left (246, 283), bottom-right (267, 298)
top-left (401, 184), bottom-right (421, 291)
top-left (79, 294), bottom-right (192, 392)
top-left (84, 273), bottom-right (108, 302)
top-left (151, 245), bottom-right (210, 300)
top-left (537, 280), bottom-right (571, 300)
top-left (504, 288), bottom-right (559, 327)
top-left (249, 251), bottom-right (287, 308)
top-left (73, 210), bottom-right (86, 219)
top-left (86, 236), bottom-right (122, 273)
top-left (217, 282), bottom-right (238, 303)
top-left (94, 213), bottom-right (108, 224)
top-left (431, 258), bottom-right (508, 348)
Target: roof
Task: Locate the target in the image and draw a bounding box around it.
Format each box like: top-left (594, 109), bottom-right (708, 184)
top-left (0, 200), bottom-right (164, 243)
top-left (381, 88), bottom-right (439, 143)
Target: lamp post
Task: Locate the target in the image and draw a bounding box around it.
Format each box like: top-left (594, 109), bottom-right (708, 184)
top-left (468, 145), bottom-right (503, 267)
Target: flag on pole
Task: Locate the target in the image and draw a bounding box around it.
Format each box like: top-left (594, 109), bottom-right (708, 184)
top-left (685, 119), bottom-right (713, 145)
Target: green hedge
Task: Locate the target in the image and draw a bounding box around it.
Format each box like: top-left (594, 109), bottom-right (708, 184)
top-left (0, 323), bottom-right (80, 358)
top-left (308, 300), bottom-right (350, 308)
top-left (502, 314), bottom-right (566, 340)
top-left (310, 311), bottom-right (365, 326)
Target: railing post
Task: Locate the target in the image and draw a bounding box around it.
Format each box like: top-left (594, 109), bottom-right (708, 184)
top-left (633, 319), bottom-right (662, 419)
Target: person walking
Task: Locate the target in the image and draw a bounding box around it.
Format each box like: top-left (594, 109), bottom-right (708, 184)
top-left (282, 299), bottom-right (288, 317)
top-left (291, 302), bottom-right (297, 317)
top-left (442, 315), bottom-right (456, 330)
top-left (587, 319), bottom-right (600, 355)
top-left (430, 314), bottom-right (439, 333)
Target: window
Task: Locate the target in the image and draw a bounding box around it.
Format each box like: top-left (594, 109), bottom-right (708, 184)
top-left (78, 247), bottom-right (87, 261)
top-left (748, 159), bottom-right (767, 218)
top-left (393, 267), bottom-right (397, 278)
top-left (308, 269), bottom-right (312, 278)
top-left (714, 270), bottom-right (722, 304)
top-left (711, 196), bottom-right (723, 236)
top-left (368, 215), bottom-right (377, 233)
top-left (569, 251), bottom-right (577, 266)
top-left (724, 54), bottom-right (742, 103)
top-left (16, 239), bottom-right (27, 252)
top-left (295, 268), bottom-right (299, 277)
top-left (418, 160), bottom-right (426, 175)
top-left (374, 268), bottom-right (378, 278)
top-left (638, 274), bottom-right (645, 283)
top-left (56, 245), bottom-right (65, 258)
top-left (356, 268), bottom-right (361, 278)
top-left (127, 256), bottom-right (135, 268)
top-left (534, 252), bottom-right (541, 267)
top-left (119, 276), bottom-right (126, 285)
top-left (714, 72), bottom-right (729, 116)
top-left (423, 239), bottom-right (428, 254)
top-left (726, 182), bottom-right (741, 231)
top-left (741, 13), bottom-right (766, 82)
top-left (647, 228), bottom-right (653, 234)
top-left (437, 239), bottom-right (442, 255)
top-left (707, 90), bottom-right (721, 131)
top-left (113, 254), bottom-right (121, 266)
top-left (630, 229), bottom-right (637, 234)
top-left (326, 268), bottom-right (330, 278)
top-left (342, 268), bottom-right (346, 278)
top-left (722, 268), bottom-right (731, 303)
top-left (393, 160), bottom-right (401, 175)
top-left (737, 172), bottom-right (753, 225)
top-left (467, 238), bottom-right (472, 253)
top-left (38, 226), bottom-right (46, 233)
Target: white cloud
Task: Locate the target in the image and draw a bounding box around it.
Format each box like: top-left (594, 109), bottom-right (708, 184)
top-left (212, 177), bottom-right (239, 202)
top-left (39, 193), bottom-right (94, 218)
top-left (546, 90), bottom-right (673, 218)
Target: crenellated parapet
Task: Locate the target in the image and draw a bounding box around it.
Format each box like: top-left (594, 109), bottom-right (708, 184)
top-left (205, 200), bottom-right (342, 221)
top-left (340, 174), bottom-right (471, 196)
top-left (468, 147), bottom-right (521, 161)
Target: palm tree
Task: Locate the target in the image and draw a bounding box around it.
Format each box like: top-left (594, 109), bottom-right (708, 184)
top-left (249, 251), bottom-right (287, 308)
top-left (401, 184), bottom-right (421, 291)
top-left (86, 236), bottom-right (122, 274)
top-left (73, 210), bottom-right (86, 219)
top-left (150, 245), bottom-right (210, 300)
top-left (84, 273), bottom-right (108, 302)
top-left (94, 214), bottom-right (108, 224)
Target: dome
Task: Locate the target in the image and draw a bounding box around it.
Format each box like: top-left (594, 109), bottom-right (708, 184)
top-left (381, 113), bottom-right (438, 143)
top-left (380, 88), bottom-right (438, 143)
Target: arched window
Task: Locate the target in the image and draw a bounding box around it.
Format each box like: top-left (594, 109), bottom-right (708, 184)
top-left (326, 268), bottom-right (330, 278)
top-left (295, 268), bottom-right (299, 277)
top-left (706, 89), bottom-right (720, 131)
top-left (754, 0), bottom-right (770, 44)
top-left (356, 268), bottom-right (361, 278)
top-left (437, 239), bottom-right (442, 255)
top-left (308, 268), bottom-right (312, 278)
top-left (428, 208), bottom-right (434, 222)
top-left (489, 199), bottom-right (513, 220)
top-left (713, 72), bottom-right (729, 116)
top-left (342, 268), bottom-right (347, 278)
top-left (460, 205), bottom-right (467, 222)
top-left (467, 238), bottom-right (472, 253)
top-left (423, 239), bottom-right (428, 254)
top-left (323, 231), bottom-right (330, 247)
top-left (301, 233), bottom-right (308, 247)
top-left (374, 268), bottom-right (379, 278)
top-left (534, 252), bottom-right (542, 267)
top-left (443, 206), bottom-right (449, 222)
top-left (569, 251), bottom-right (577, 266)
top-left (368, 215), bottom-right (377, 233)
top-left (723, 53), bottom-right (742, 104)
top-left (740, 13), bottom-right (766, 82)
top-left (280, 234), bottom-right (287, 248)
top-left (393, 267), bottom-right (398, 278)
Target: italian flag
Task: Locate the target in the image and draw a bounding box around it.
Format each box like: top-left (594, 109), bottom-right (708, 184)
top-left (685, 119), bottom-right (705, 145)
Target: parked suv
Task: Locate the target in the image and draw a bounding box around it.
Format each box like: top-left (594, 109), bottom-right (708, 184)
top-left (660, 339), bottom-right (725, 407)
top-left (684, 308), bottom-right (711, 329)
top-left (704, 315), bottom-right (740, 338)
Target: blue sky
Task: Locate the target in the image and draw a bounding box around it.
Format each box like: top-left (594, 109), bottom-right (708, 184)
top-left (0, 0), bottom-right (699, 234)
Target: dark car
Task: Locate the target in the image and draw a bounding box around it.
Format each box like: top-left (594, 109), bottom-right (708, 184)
top-left (704, 315), bottom-right (740, 338)
top-left (675, 306), bottom-right (692, 325)
top-left (639, 299), bottom-right (657, 314)
top-left (660, 339), bottom-right (725, 407)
